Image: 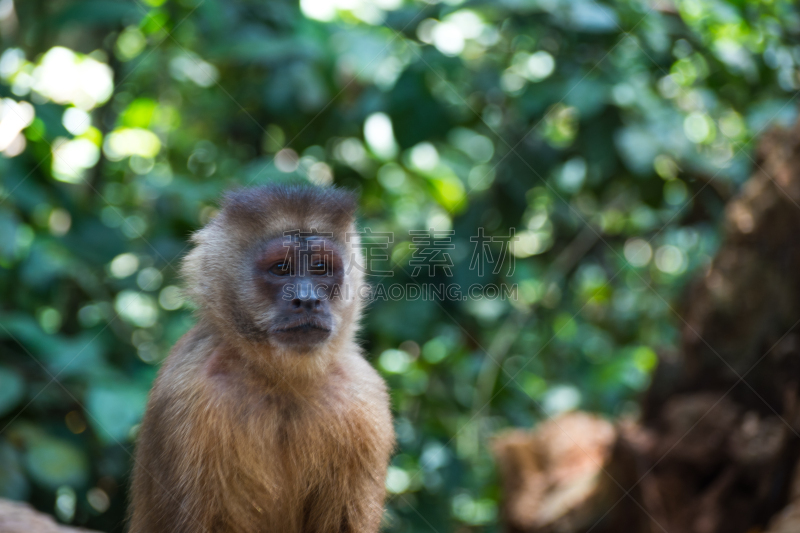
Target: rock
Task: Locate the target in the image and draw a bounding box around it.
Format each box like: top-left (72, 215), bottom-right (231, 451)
top-left (0, 498), bottom-right (99, 533)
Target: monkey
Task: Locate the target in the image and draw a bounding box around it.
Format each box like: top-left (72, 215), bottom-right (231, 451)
top-left (129, 185), bottom-right (395, 533)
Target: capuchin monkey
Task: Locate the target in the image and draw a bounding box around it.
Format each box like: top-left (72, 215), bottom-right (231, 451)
top-left (129, 185), bottom-right (395, 533)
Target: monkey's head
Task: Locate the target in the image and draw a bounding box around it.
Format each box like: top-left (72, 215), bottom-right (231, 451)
top-left (182, 185), bottom-right (365, 354)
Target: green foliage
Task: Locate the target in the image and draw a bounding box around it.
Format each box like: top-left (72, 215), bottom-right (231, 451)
top-left (0, 0), bottom-right (798, 530)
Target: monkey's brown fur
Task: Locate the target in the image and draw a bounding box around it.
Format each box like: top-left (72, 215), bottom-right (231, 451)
top-left (129, 185), bottom-right (395, 533)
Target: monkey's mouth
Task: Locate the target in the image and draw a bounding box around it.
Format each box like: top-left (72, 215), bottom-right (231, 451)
top-left (275, 322), bottom-right (331, 334)
top-left (271, 317), bottom-right (333, 347)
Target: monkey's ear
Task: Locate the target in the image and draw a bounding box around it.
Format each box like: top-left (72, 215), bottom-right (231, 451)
top-left (180, 225), bottom-right (217, 297)
top-left (188, 227), bottom-right (207, 245)
top-left (180, 243), bottom-right (204, 299)
top-left (325, 186), bottom-right (359, 225)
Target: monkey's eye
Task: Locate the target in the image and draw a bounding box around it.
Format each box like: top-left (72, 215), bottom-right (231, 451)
top-left (309, 260), bottom-right (328, 275)
top-left (270, 262), bottom-right (291, 276)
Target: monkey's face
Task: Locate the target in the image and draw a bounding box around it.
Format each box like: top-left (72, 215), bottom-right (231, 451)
top-left (252, 235), bottom-right (346, 350)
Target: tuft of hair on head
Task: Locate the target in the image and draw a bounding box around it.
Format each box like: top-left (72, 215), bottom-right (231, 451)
top-left (218, 184), bottom-right (358, 238)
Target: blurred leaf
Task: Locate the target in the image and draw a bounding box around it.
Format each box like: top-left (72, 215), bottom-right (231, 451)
top-left (0, 440), bottom-right (30, 500)
top-left (86, 383), bottom-right (148, 444)
top-left (51, 0), bottom-right (142, 27)
top-left (119, 98), bottom-right (158, 128)
top-left (24, 436), bottom-right (88, 490)
top-left (0, 367), bottom-right (24, 417)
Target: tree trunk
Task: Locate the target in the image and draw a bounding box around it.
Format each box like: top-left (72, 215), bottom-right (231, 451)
top-left (494, 119), bottom-right (800, 533)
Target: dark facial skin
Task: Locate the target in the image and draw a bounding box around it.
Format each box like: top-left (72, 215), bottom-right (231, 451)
top-left (254, 235), bottom-right (345, 349)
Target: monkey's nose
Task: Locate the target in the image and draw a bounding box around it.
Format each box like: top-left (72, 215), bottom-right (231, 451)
top-left (291, 296), bottom-right (321, 310)
top-left (292, 283), bottom-right (321, 310)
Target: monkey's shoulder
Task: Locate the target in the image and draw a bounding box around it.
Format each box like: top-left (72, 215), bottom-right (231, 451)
top-left (331, 352), bottom-right (394, 438)
top-left (145, 326), bottom-right (213, 395)
top-left (340, 348), bottom-right (386, 384)
top-left (161, 324), bottom-right (216, 366)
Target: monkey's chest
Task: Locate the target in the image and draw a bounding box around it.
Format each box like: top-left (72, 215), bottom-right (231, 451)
top-left (208, 404), bottom-right (354, 532)
top-left (228, 394), bottom-right (348, 456)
